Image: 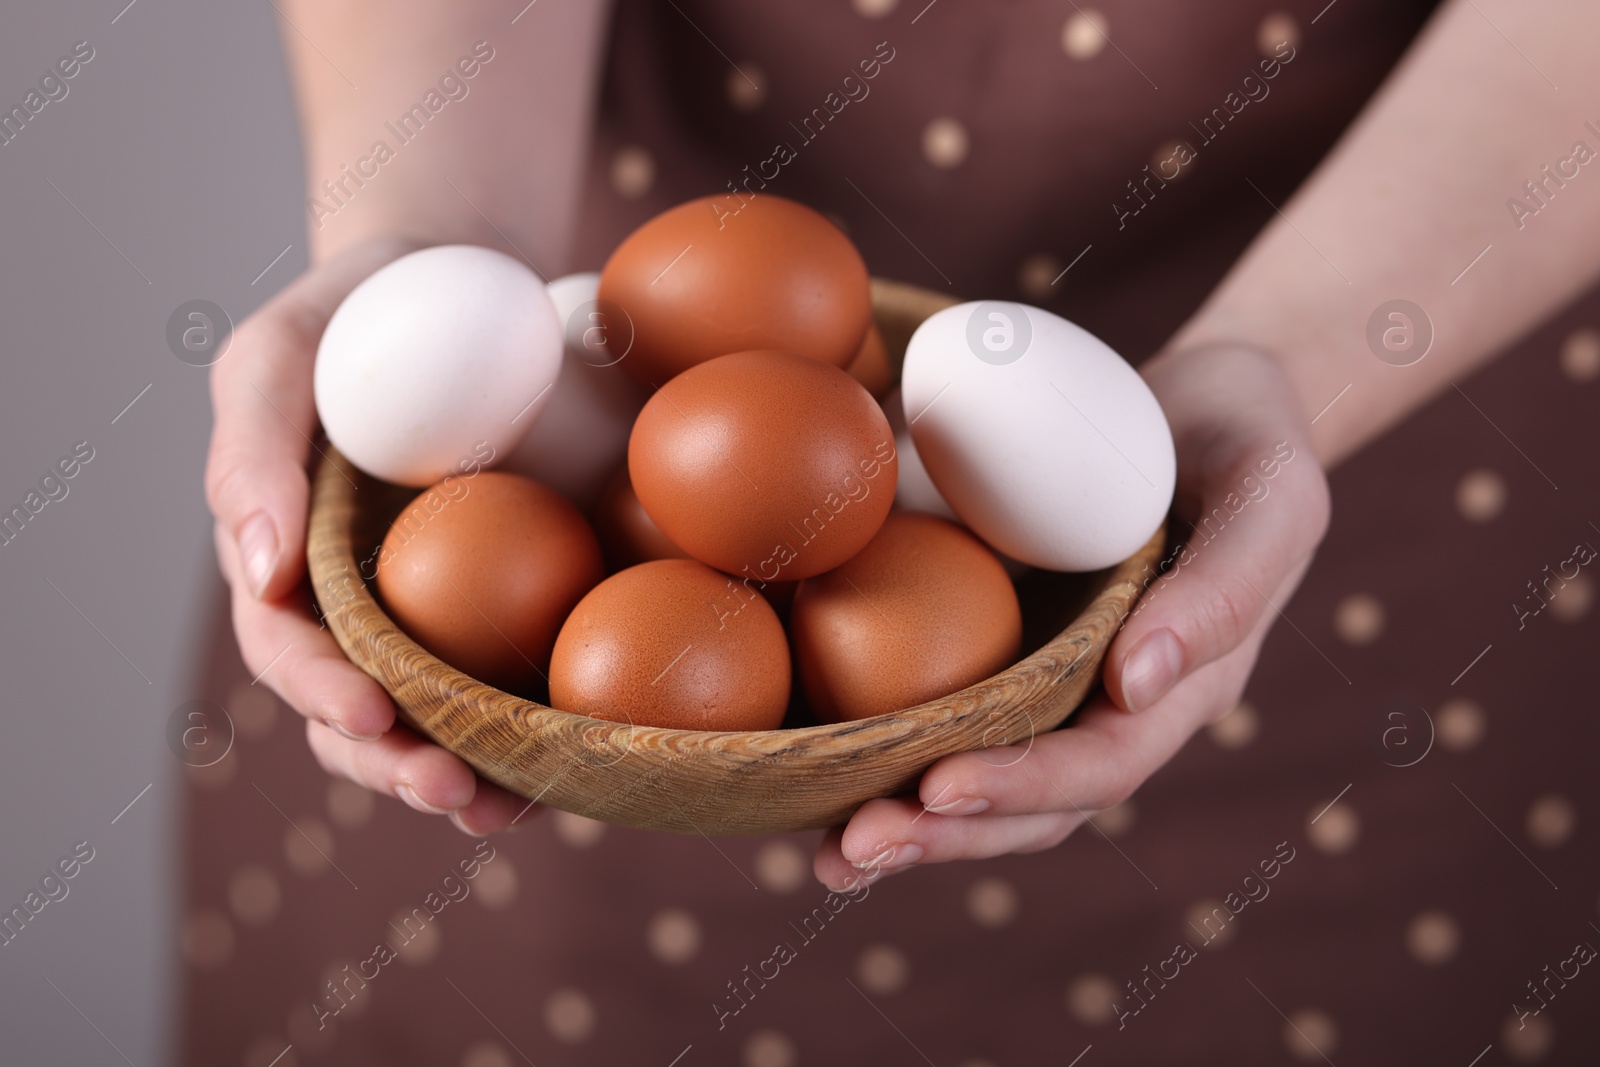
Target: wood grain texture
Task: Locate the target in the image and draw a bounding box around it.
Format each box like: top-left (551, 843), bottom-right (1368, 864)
top-left (306, 279), bottom-right (1166, 835)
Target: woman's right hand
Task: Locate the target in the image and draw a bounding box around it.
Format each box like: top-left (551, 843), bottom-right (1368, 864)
top-left (204, 236), bottom-right (533, 836)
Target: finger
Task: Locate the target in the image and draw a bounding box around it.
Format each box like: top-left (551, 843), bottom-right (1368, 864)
top-left (920, 637), bottom-right (1262, 821)
top-left (218, 521), bottom-right (396, 742)
top-left (839, 796), bottom-right (1085, 868)
top-left (305, 719), bottom-right (477, 815)
top-left (812, 823), bottom-right (922, 892)
top-left (812, 650), bottom-right (1254, 880)
top-left (205, 238), bottom-right (418, 601)
top-left (450, 780), bottom-right (541, 837)
top-left (1107, 349), bottom-right (1330, 711)
top-left (918, 554), bottom-right (1308, 824)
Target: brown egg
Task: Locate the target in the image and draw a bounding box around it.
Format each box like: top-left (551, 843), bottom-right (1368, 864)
top-left (847, 322), bottom-right (892, 399)
top-left (629, 350), bottom-right (898, 582)
top-left (598, 194), bottom-right (871, 386)
top-left (791, 512), bottom-right (1022, 722)
top-left (549, 559), bottom-right (790, 731)
top-left (374, 472), bottom-right (604, 694)
top-left (593, 463), bottom-right (691, 571)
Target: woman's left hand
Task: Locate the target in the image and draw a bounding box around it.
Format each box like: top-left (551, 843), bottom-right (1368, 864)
top-left (813, 344), bottom-right (1331, 889)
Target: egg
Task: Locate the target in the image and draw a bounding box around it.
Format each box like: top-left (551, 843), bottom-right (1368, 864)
top-left (882, 387), bottom-right (957, 521)
top-left (847, 322), bottom-right (892, 398)
top-left (901, 301), bottom-right (1175, 571)
top-left (314, 245), bottom-right (562, 486)
top-left (629, 350), bottom-right (897, 582)
top-left (549, 559), bottom-right (790, 731)
top-left (884, 387), bottom-right (1031, 580)
top-left (374, 471), bottom-right (604, 694)
top-left (790, 512), bottom-right (1022, 722)
top-left (598, 195), bottom-right (871, 386)
top-left (592, 462), bottom-right (691, 571)
top-left (503, 272), bottom-right (649, 509)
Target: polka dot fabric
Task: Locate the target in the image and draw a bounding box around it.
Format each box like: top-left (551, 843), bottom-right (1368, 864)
top-left (182, 1), bottom-right (1600, 1063)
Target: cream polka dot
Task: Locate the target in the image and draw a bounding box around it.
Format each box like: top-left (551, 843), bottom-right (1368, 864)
top-left (648, 908), bottom-right (702, 965)
top-left (182, 911), bottom-right (235, 969)
top-left (1062, 10), bottom-right (1109, 60)
top-left (1018, 253), bottom-right (1062, 300)
top-left (1502, 1011), bottom-right (1554, 1062)
top-left (283, 819), bottom-right (336, 878)
top-left (727, 65), bottom-right (766, 112)
top-left (1091, 800), bottom-right (1136, 838)
top-left (1561, 327), bottom-right (1600, 381)
top-left (545, 988), bottom-right (597, 1044)
top-left (1150, 140), bottom-right (1193, 180)
top-left (229, 682), bottom-right (279, 739)
top-left (743, 1029), bottom-right (797, 1067)
top-left (754, 839), bottom-right (807, 893)
top-left (391, 909), bottom-right (442, 965)
top-left (1065, 973), bottom-right (1119, 1025)
top-left (461, 1040), bottom-right (513, 1067)
top-left (1334, 594), bottom-right (1385, 645)
top-left (1283, 1008), bottom-right (1338, 1061)
top-left (1209, 701), bottom-right (1259, 748)
top-left (611, 147), bottom-right (655, 199)
top-left (966, 876), bottom-right (1019, 928)
top-left (242, 1037), bottom-right (297, 1067)
top-left (327, 780), bottom-right (375, 830)
top-left (228, 865), bottom-right (281, 927)
top-left (922, 117), bottom-right (969, 169)
top-left (1307, 801), bottom-right (1360, 854)
top-left (1257, 13), bottom-right (1300, 57)
top-left (318, 959), bottom-right (371, 1019)
top-left (1548, 572), bottom-right (1594, 623)
top-left (1526, 794), bottom-right (1576, 848)
top-left (852, 0), bottom-right (897, 17)
top-left (473, 856), bottom-right (518, 909)
top-left (1185, 899), bottom-right (1239, 948)
top-left (856, 944), bottom-right (910, 994)
top-left (552, 810), bottom-right (607, 848)
top-left (187, 750), bottom-right (237, 790)
top-left (1437, 698), bottom-right (1487, 751)
top-left (1456, 468), bottom-right (1507, 522)
top-left (1406, 911), bottom-right (1460, 964)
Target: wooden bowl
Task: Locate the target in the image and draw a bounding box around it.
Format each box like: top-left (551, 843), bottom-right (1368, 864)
top-left (307, 279), bottom-right (1164, 836)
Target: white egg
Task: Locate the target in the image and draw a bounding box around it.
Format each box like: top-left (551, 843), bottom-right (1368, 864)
top-left (901, 301), bottom-right (1174, 571)
top-left (314, 245), bottom-right (561, 486)
top-left (502, 272), bottom-right (648, 509)
top-left (882, 387), bottom-right (957, 521)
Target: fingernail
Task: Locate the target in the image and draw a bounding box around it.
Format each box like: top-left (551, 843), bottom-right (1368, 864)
top-left (1122, 629), bottom-right (1183, 711)
top-left (329, 719), bottom-right (383, 743)
top-left (925, 795), bottom-right (989, 816)
top-left (448, 811), bottom-right (486, 837)
top-left (238, 512), bottom-right (279, 599)
top-left (395, 784), bottom-right (454, 815)
top-left (852, 842), bottom-right (923, 870)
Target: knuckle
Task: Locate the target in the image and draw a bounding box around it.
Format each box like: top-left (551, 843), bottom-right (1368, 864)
top-left (1019, 815), bottom-right (1082, 854)
top-left (1097, 775), bottom-right (1139, 812)
top-left (1190, 574), bottom-right (1255, 657)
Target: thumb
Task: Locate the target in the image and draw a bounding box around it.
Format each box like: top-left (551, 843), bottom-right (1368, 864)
top-left (1105, 438), bottom-right (1328, 711)
top-left (205, 237), bottom-right (418, 600)
top-left (1104, 348), bottom-right (1331, 712)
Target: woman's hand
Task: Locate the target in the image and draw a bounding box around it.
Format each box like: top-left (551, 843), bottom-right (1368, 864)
top-left (812, 344), bottom-right (1331, 888)
top-left (205, 236), bottom-right (533, 836)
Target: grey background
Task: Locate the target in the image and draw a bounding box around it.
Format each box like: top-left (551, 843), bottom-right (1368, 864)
top-left (0, 1), bottom-right (303, 1061)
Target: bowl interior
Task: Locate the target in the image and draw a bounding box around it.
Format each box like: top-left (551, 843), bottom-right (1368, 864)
top-left (347, 476), bottom-right (1105, 715)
